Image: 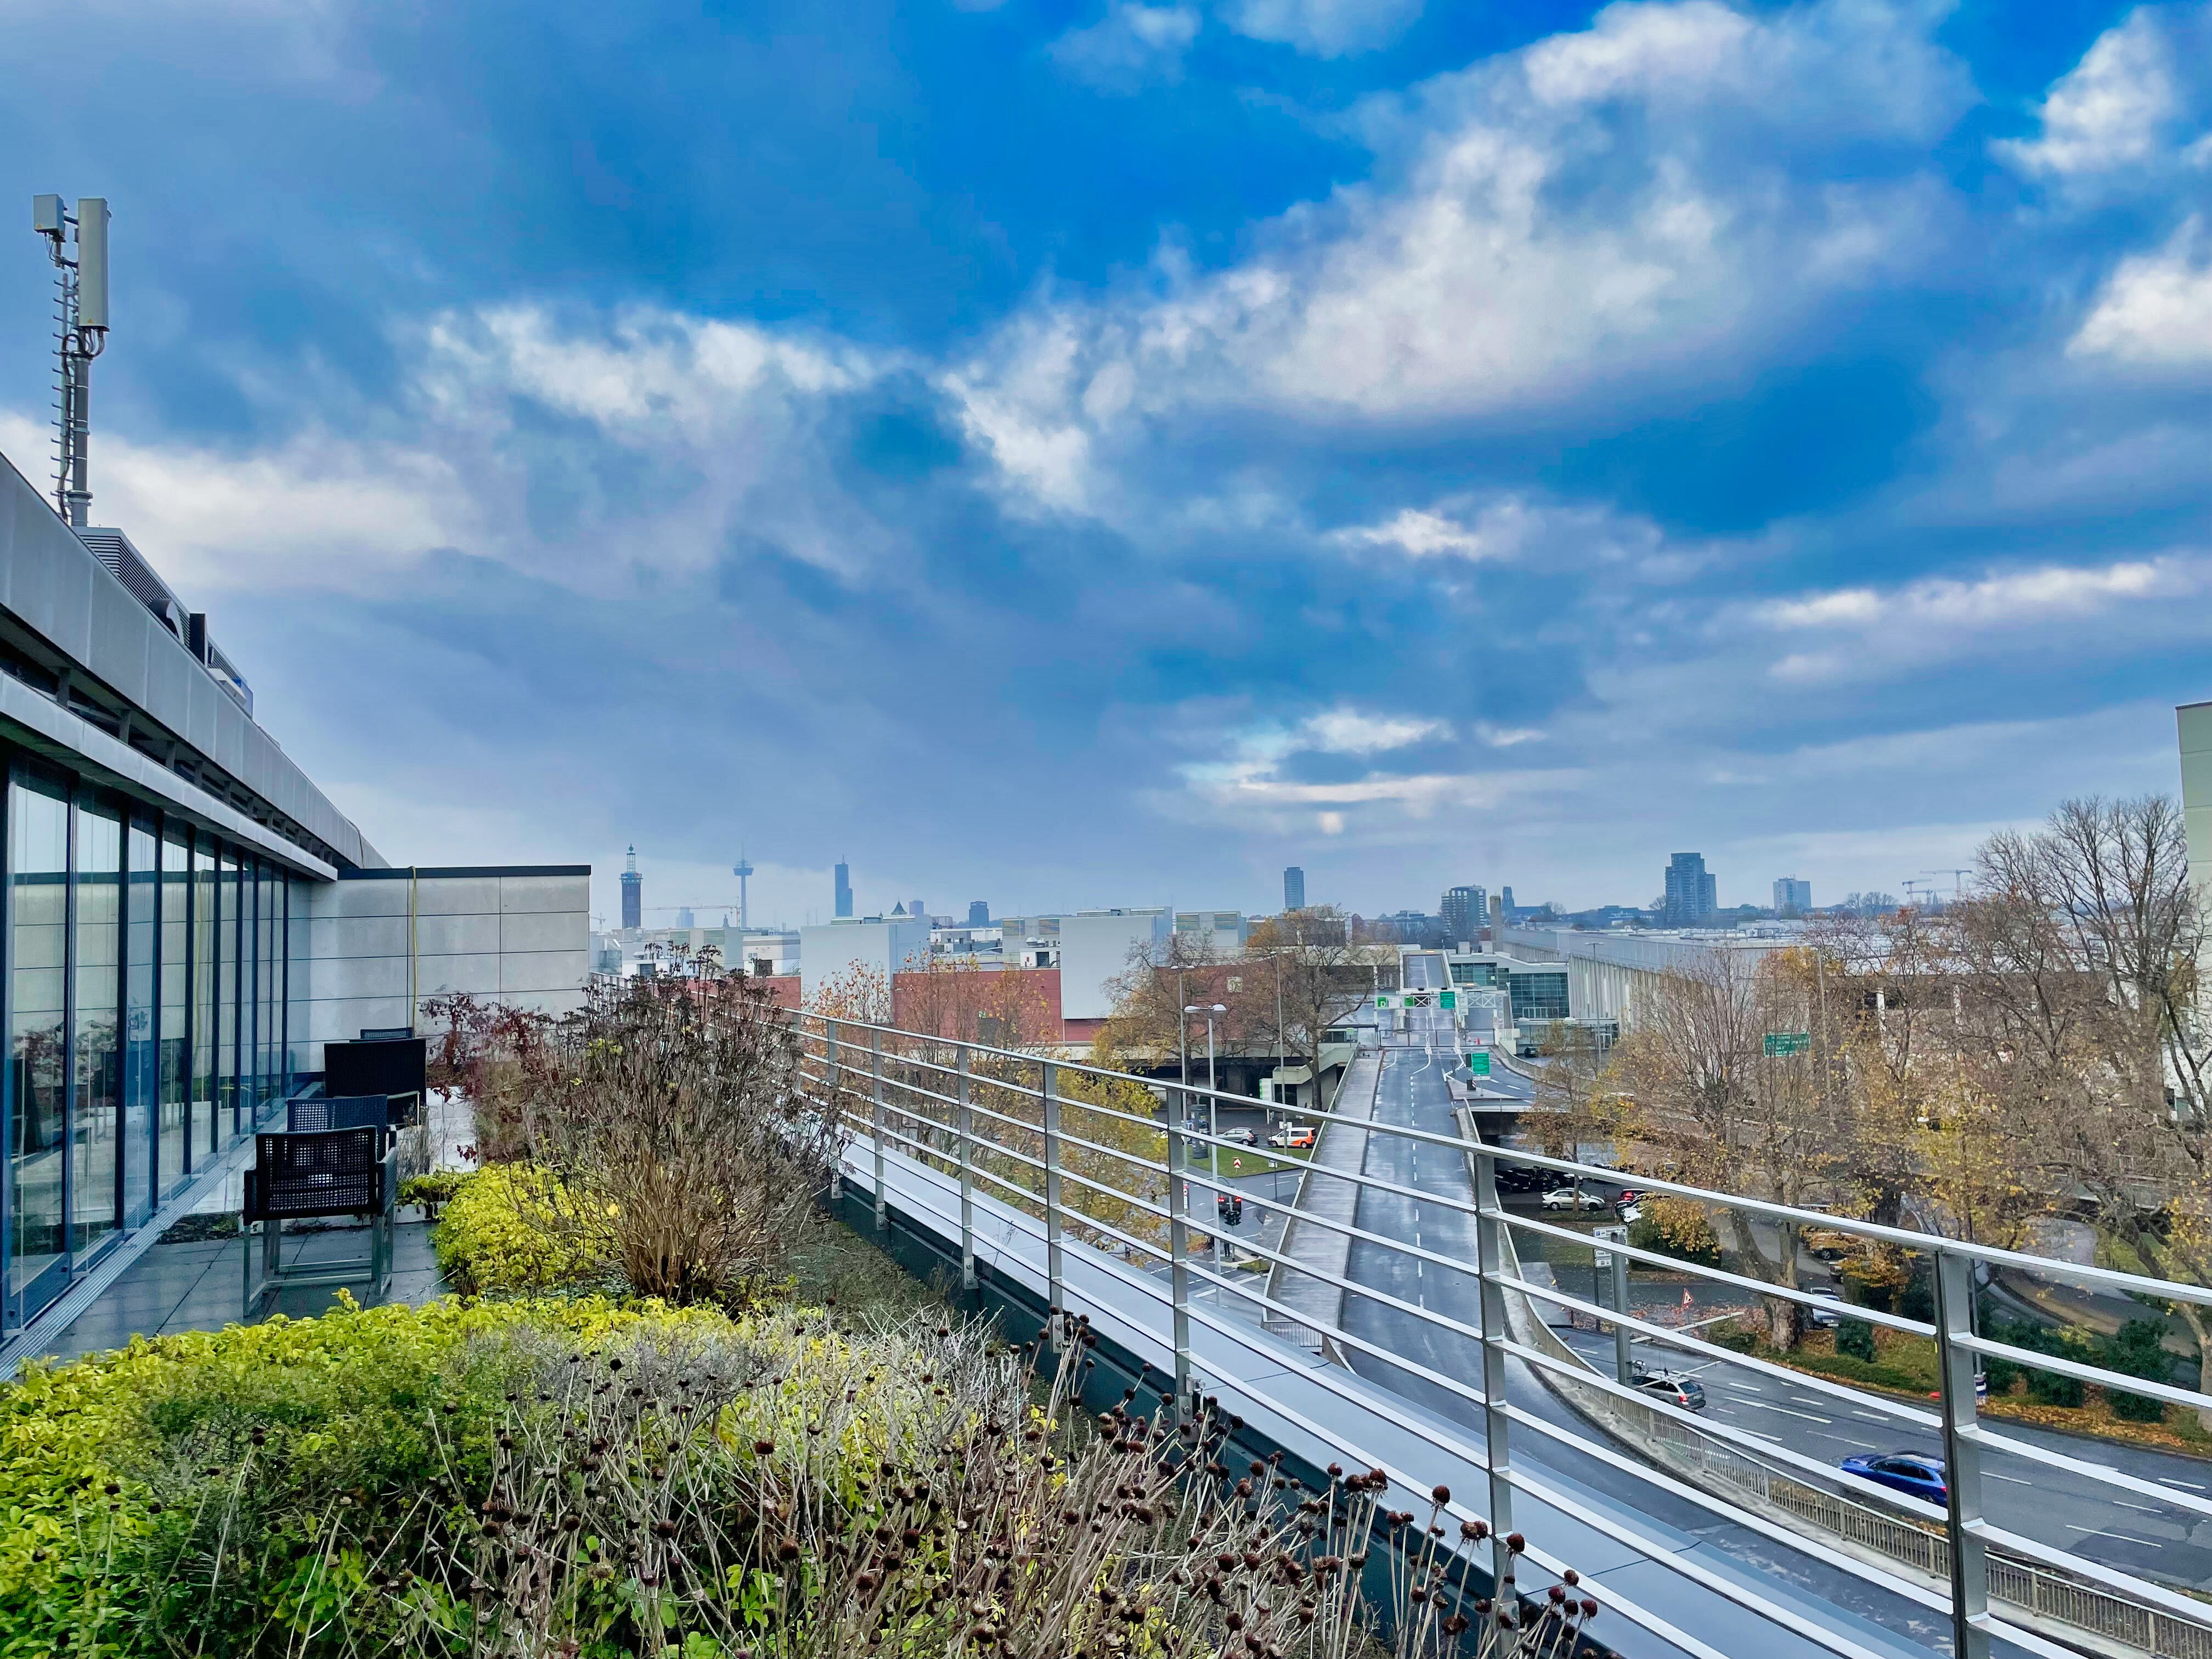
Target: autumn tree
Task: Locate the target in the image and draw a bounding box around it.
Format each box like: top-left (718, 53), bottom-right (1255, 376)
top-left (1949, 795), bottom-right (2212, 1421)
top-left (1228, 906), bottom-right (1395, 1116)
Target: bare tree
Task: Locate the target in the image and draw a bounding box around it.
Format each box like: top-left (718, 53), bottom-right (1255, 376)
top-left (1951, 795), bottom-right (2212, 1420)
top-left (1232, 907), bottom-right (1396, 1115)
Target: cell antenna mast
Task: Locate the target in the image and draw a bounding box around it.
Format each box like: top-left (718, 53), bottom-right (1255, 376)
top-left (31, 194), bottom-right (110, 528)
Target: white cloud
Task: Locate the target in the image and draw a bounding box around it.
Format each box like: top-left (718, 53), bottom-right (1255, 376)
top-left (1299, 707), bottom-right (1450, 754)
top-left (2070, 220), bottom-right (2212, 365)
top-left (1996, 9), bottom-right (2180, 178)
top-left (1749, 554), bottom-right (2212, 684)
top-left (1049, 3), bottom-right (1200, 91)
top-left (1330, 494), bottom-right (1674, 569)
top-left (952, 0), bottom-right (1970, 512)
top-left (1220, 0), bottom-right (1421, 57)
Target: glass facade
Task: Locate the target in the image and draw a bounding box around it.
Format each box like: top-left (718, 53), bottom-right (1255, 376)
top-left (1, 771), bottom-right (296, 1334)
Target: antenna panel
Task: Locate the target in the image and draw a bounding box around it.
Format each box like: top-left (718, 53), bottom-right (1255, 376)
top-left (75, 198), bottom-right (110, 328)
top-left (31, 194), bottom-right (63, 234)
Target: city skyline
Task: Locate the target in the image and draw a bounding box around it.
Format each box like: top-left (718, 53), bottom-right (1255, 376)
top-left (7, 3), bottom-right (2203, 938)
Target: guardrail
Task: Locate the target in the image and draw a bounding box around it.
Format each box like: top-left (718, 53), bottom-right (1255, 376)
top-left (791, 1011), bottom-right (2212, 1659)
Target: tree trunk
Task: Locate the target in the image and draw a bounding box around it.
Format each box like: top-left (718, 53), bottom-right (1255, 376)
top-left (2179, 1301), bottom-right (2212, 1433)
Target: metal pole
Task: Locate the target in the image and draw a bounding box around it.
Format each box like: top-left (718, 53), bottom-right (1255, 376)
top-left (956, 1045), bottom-right (975, 1291)
top-left (1042, 1058), bottom-right (1065, 1348)
top-left (870, 1028), bottom-right (886, 1234)
top-left (1472, 1144), bottom-right (1517, 1593)
top-left (1612, 1248), bottom-right (1633, 1385)
top-left (1167, 1082), bottom-right (1195, 1420)
top-left (1934, 1249), bottom-right (1993, 1659)
top-left (1206, 1014), bottom-right (1222, 1283)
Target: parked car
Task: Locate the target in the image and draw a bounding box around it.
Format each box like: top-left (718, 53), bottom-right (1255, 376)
top-left (1219, 1128), bottom-right (1259, 1147)
top-left (1618, 1203), bottom-right (1646, 1226)
top-left (1542, 1186), bottom-right (1605, 1211)
top-left (1494, 1166), bottom-right (1546, 1194)
top-left (1805, 1291), bottom-right (1846, 1329)
top-left (1841, 1452), bottom-right (1946, 1505)
top-left (1633, 1372), bottom-right (1708, 1412)
top-left (1268, 1126), bottom-right (1316, 1150)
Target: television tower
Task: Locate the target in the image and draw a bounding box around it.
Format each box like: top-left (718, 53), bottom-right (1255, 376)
top-left (620, 845), bottom-right (642, 931)
top-left (733, 849), bottom-right (754, 933)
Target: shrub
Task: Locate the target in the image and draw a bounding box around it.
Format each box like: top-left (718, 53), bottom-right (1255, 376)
top-left (1837, 1317), bottom-right (1878, 1364)
top-left (431, 1163), bottom-right (620, 1295)
top-left (1, 1299), bottom-right (1590, 1659)
top-left (1985, 1312), bottom-right (2089, 1407)
top-left (2103, 1318), bottom-right (2173, 1423)
top-left (395, 1169), bottom-right (473, 1218)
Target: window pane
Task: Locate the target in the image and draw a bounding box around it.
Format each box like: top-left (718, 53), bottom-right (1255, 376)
top-left (8, 775), bottom-right (68, 1308)
top-left (217, 851), bottom-right (239, 1146)
top-left (159, 828), bottom-right (189, 1194)
top-left (193, 841), bottom-right (217, 1158)
top-left (258, 868), bottom-right (278, 1112)
top-left (124, 819), bottom-right (157, 1229)
top-left (72, 798), bottom-right (122, 1258)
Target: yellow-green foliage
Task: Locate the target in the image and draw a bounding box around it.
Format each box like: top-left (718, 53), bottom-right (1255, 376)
top-left (0, 1294), bottom-right (731, 1657)
top-left (431, 1163), bottom-right (619, 1294)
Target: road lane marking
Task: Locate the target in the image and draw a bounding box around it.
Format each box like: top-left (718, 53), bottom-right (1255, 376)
top-left (2112, 1499), bottom-right (2167, 1514)
top-left (2160, 1477), bottom-right (2207, 1491)
top-left (2067, 1525), bottom-right (2163, 1547)
top-left (1983, 1472), bottom-right (2032, 1486)
top-left (1724, 1397), bottom-right (1832, 1424)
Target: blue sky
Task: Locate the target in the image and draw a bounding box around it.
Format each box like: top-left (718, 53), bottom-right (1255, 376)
top-left (3, 0), bottom-right (2209, 926)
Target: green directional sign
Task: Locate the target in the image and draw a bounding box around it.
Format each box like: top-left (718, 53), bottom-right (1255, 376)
top-left (1764, 1031), bottom-right (1812, 1057)
top-left (1375, 995), bottom-right (1390, 1009)
top-left (1467, 1050), bottom-right (1492, 1076)
top-left (1440, 990), bottom-right (1457, 1011)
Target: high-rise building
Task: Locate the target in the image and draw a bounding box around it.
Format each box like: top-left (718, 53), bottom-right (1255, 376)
top-left (1283, 866), bottom-right (1306, 911)
top-left (910, 897), bottom-right (927, 924)
top-left (834, 859), bottom-right (853, 919)
top-left (1441, 885), bottom-right (1487, 946)
top-left (1664, 854), bottom-right (1718, 926)
top-left (967, 900), bottom-right (990, 927)
top-left (1500, 885), bottom-right (1516, 917)
top-left (620, 845), bottom-right (643, 930)
top-left (1773, 877), bottom-right (1812, 914)
top-left (675, 906), bottom-right (694, 929)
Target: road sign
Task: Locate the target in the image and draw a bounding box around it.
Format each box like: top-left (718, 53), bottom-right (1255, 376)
top-left (1466, 1051), bottom-right (1492, 1077)
top-left (1440, 990), bottom-right (1456, 1010)
top-left (1592, 1223), bottom-right (1628, 1269)
top-left (1763, 1032), bottom-right (1811, 1057)
top-left (1375, 995), bottom-right (1390, 1009)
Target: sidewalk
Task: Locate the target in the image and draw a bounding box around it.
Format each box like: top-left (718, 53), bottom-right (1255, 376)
top-left (1265, 1048), bottom-right (1380, 1354)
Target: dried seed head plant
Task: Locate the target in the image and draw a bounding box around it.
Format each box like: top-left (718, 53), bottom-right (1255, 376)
top-left (309, 1310), bottom-right (1598, 1659)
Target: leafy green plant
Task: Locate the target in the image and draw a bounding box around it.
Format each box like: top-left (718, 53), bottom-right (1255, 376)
top-left (2102, 1318), bottom-right (2173, 1423)
top-left (431, 1162), bottom-right (620, 1295)
top-left (1837, 1317), bottom-right (1878, 1364)
top-left (397, 1169), bottom-right (475, 1219)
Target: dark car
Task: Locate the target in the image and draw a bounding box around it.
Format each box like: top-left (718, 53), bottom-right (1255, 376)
top-left (1633, 1373), bottom-right (1707, 1411)
top-left (1841, 1452), bottom-right (1946, 1505)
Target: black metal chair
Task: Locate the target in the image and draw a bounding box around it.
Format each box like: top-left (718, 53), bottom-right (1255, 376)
top-left (241, 1126), bottom-right (397, 1314)
top-left (287, 1094), bottom-right (394, 1136)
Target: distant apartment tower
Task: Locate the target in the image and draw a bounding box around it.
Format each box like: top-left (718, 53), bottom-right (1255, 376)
top-left (1441, 885), bottom-right (1487, 946)
top-left (909, 898), bottom-right (927, 924)
top-left (1774, 876), bottom-right (1812, 915)
top-left (834, 859), bottom-right (853, 919)
top-left (620, 845), bottom-right (643, 930)
top-left (968, 900), bottom-right (990, 927)
top-left (675, 906), bottom-right (694, 929)
top-left (1664, 853), bottom-right (1718, 926)
top-left (1283, 866), bottom-right (1306, 911)
top-left (1500, 885), bottom-right (1515, 916)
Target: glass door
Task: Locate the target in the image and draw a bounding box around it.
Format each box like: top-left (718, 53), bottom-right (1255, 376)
top-left (71, 796), bottom-right (121, 1263)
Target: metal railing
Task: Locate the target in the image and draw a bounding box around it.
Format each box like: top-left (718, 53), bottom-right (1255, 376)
top-left (791, 1012), bottom-right (2212, 1659)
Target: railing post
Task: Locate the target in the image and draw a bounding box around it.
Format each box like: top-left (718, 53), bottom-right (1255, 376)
top-left (870, 1028), bottom-right (887, 1234)
top-left (1611, 1245), bottom-right (1633, 1386)
top-left (1167, 1084), bottom-right (1195, 1420)
top-left (1472, 1144), bottom-right (1517, 1594)
top-left (956, 1045), bottom-right (975, 1292)
top-left (1934, 1249), bottom-right (1993, 1659)
top-left (1042, 1059), bottom-right (1065, 1348)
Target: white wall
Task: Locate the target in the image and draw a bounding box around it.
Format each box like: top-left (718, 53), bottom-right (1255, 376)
top-left (302, 866), bottom-right (590, 1070)
top-left (799, 915), bottom-right (930, 998)
top-left (1058, 910), bottom-right (1172, 1021)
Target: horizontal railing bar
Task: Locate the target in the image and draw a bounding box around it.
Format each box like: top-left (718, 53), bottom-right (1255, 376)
top-left (1502, 1273), bottom-right (1943, 1431)
top-left (1973, 1420), bottom-right (2212, 1525)
top-left (1952, 1332), bottom-right (2212, 1415)
top-left (1497, 1206), bottom-right (1937, 1338)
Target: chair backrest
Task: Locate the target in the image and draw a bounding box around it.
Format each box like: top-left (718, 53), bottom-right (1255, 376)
top-left (288, 1094), bottom-right (390, 1135)
top-left (249, 1128), bottom-right (386, 1220)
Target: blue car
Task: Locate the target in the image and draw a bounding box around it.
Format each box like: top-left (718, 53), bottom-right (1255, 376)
top-left (1841, 1452), bottom-right (1947, 1505)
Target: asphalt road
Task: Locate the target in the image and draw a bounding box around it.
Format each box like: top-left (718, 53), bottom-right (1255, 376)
top-left (1327, 1010), bottom-right (2212, 1647)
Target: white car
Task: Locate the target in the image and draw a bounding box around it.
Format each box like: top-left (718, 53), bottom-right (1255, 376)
top-left (1542, 1187), bottom-right (1605, 1211)
top-left (1805, 1291), bottom-right (1845, 1329)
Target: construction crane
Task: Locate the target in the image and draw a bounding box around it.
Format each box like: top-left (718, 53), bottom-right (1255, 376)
top-left (1918, 868), bottom-right (1971, 904)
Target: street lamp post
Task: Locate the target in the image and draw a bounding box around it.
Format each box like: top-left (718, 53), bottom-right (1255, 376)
top-left (1184, 1001), bottom-right (1229, 1287)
